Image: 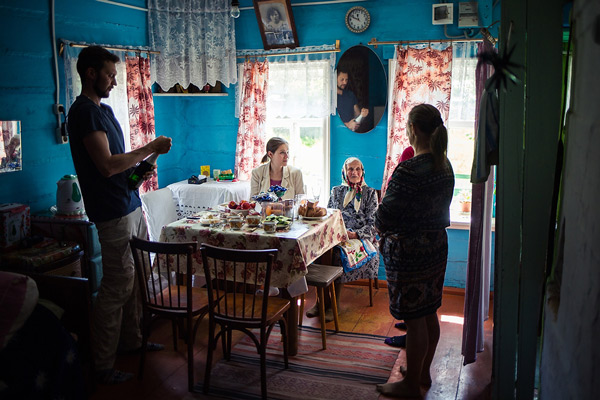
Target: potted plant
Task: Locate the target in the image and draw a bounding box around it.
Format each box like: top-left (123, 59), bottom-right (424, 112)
top-left (458, 190), bottom-right (472, 213)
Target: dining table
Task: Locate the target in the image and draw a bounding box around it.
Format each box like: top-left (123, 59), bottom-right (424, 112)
top-left (159, 208), bottom-right (348, 355)
top-left (166, 179), bottom-right (251, 218)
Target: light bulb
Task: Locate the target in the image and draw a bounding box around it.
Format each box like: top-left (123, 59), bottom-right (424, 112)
top-left (230, 5), bottom-right (240, 18)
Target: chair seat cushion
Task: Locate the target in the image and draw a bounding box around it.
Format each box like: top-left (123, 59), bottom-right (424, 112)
top-left (305, 264), bottom-right (344, 287)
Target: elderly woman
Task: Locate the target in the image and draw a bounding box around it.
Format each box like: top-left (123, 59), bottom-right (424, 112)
top-left (305, 157), bottom-right (379, 321)
top-left (251, 137), bottom-right (304, 201)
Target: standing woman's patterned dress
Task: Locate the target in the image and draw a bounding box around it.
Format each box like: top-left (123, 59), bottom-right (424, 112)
top-left (376, 153), bottom-right (455, 320)
top-left (328, 185), bottom-right (380, 283)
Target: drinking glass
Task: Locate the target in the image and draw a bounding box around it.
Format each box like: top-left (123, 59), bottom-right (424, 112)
top-left (310, 186), bottom-right (321, 203)
top-left (294, 194), bottom-right (307, 219)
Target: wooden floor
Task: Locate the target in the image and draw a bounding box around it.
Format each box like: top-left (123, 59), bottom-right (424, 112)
top-left (89, 283), bottom-right (493, 400)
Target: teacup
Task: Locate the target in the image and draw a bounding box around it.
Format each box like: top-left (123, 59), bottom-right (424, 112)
top-left (246, 214), bottom-right (261, 227)
top-left (263, 220), bottom-right (277, 233)
top-left (229, 217), bottom-right (243, 230)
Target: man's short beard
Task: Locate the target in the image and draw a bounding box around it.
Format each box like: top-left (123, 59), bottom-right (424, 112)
top-left (337, 84), bottom-right (345, 91)
top-left (93, 83), bottom-right (110, 99)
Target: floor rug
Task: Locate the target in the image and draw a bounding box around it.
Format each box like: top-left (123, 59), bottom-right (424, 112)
top-left (193, 325), bottom-right (399, 399)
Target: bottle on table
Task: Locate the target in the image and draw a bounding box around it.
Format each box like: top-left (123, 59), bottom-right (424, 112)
top-left (128, 153), bottom-right (158, 190)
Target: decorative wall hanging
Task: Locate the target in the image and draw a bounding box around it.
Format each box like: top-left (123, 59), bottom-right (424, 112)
top-left (254, 0), bottom-right (299, 50)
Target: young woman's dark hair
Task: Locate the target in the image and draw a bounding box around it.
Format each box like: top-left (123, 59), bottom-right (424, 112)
top-left (76, 46), bottom-right (120, 82)
top-left (407, 104), bottom-right (449, 170)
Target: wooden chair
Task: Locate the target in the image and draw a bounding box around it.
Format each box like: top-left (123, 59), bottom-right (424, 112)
top-left (200, 244), bottom-right (290, 400)
top-left (130, 236), bottom-right (209, 392)
top-left (298, 264), bottom-right (343, 349)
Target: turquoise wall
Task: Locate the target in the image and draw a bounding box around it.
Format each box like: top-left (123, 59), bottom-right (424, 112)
top-left (0, 0), bottom-right (499, 288)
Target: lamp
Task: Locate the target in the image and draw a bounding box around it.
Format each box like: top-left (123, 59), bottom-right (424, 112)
top-left (230, 0), bottom-right (240, 18)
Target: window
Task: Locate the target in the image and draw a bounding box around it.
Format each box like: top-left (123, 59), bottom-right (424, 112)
top-left (263, 59), bottom-right (333, 203)
top-left (64, 49), bottom-right (131, 151)
top-left (264, 117), bottom-right (329, 202)
top-left (447, 44), bottom-right (478, 223)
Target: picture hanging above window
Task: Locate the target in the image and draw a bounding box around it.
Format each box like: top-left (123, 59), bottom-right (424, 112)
top-left (253, 0), bottom-right (299, 50)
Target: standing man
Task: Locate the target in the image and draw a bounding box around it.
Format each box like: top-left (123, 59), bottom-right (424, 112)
top-left (336, 68), bottom-right (369, 132)
top-left (67, 46), bottom-right (172, 385)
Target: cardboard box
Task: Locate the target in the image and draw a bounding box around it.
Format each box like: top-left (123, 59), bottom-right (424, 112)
top-left (200, 165), bottom-right (210, 177)
top-left (0, 203), bottom-right (30, 250)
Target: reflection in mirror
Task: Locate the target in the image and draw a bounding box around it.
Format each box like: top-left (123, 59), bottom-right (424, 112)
top-left (1, 121), bottom-right (22, 173)
top-left (336, 45), bottom-right (387, 133)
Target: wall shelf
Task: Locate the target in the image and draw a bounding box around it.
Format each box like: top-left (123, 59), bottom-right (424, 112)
top-left (153, 93), bottom-right (228, 97)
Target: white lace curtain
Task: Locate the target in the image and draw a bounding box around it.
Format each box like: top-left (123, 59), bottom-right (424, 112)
top-left (449, 42), bottom-right (479, 121)
top-left (235, 45), bottom-right (337, 118)
top-left (148, 0), bottom-right (237, 89)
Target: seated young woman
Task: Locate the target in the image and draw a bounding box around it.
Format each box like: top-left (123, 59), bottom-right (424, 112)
top-left (305, 157), bottom-right (379, 321)
top-left (250, 137), bottom-right (305, 200)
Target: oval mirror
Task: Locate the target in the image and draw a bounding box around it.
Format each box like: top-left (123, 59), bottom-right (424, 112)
top-left (336, 45), bottom-right (387, 133)
top-left (1, 121), bottom-right (22, 173)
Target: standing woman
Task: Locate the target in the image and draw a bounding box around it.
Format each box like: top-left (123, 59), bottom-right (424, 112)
top-left (375, 104), bottom-right (455, 398)
top-left (251, 137), bottom-right (305, 200)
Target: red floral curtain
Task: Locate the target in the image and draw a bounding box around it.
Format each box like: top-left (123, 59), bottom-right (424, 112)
top-left (234, 60), bottom-right (269, 181)
top-left (381, 46), bottom-right (453, 196)
top-left (126, 54), bottom-right (157, 194)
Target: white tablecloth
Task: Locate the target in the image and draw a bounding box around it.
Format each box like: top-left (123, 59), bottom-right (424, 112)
top-left (167, 179), bottom-right (251, 218)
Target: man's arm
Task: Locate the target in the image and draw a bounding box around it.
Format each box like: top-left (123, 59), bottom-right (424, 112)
top-left (83, 132), bottom-right (172, 178)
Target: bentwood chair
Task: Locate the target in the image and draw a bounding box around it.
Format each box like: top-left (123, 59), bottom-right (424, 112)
top-left (200, 244), bottom-right (290, 400)
top-left (130, 236), bottom-right (209, 392)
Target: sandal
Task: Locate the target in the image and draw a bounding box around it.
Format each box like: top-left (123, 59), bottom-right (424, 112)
top-left (394, 321), bottom-right (407, 330)
top-left (96, 368), bottom-right (134, 385)
top-left (384, 335), bottom-right (406, 348)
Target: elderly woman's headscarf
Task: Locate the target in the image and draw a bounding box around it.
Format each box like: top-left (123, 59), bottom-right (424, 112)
top-left (341, 157), bottom-right (367, 212)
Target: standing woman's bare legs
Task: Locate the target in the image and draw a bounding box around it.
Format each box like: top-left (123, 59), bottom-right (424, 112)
top-left (376, 315), bottom-right (428, 398)
top-left (420, 312), bottom-right (440, 386)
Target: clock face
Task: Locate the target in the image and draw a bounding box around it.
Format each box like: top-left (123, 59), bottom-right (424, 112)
top-left (345, 6), bottom-right (370, 33)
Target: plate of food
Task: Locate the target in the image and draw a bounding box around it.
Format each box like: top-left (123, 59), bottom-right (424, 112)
top-left (263, 215), bottom-right (292, 230)
top-left (297, 200), bottom-right (328, 220)
top-left (300, 212), bottom-right (330, 221)
top-left (219, 200), bottom-right (257, 216)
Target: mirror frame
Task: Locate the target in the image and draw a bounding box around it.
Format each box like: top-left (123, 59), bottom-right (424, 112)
top-left (1, 120), bottom-right (22, 173)
top-left (336, 45), bottom-right (387, 134)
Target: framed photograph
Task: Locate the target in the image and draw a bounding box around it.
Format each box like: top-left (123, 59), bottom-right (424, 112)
top-left (253, 0), bottom-right (299, 50)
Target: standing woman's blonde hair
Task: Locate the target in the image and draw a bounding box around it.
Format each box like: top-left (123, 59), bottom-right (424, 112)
top-left (408, 104), bottom-right (448, 170)
top-left (261, 137), bottom-right (289, 164)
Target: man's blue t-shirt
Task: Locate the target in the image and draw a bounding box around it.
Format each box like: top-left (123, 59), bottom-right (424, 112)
top-left (67, 96), bottom-right (141, 223)
top-left (337, 89), bottom-right (358, 123)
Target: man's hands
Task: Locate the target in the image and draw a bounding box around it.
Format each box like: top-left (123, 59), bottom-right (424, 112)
top-left (149, 135), bottom-right (172, 154)
top-left (360, 108), bottom-right (369, 118)
top-left (345, 120), bottom-right (360, 131)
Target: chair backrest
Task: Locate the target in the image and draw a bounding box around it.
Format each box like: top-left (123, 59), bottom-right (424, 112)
top-left (130, 236), bottom-right (197, 314)
top-left (200, 244), bottom-right (278, 324)
top-left (140, 187), bottom-right (178, 242)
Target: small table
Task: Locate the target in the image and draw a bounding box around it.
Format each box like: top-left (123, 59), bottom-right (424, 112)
top-left (160, 209), bottom-right (348, 355)
top-left (167, 180), bottom-right (251, 218)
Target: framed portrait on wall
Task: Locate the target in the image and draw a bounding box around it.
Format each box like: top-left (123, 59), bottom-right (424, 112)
top-left (253, 0), bottom-right (299, 50)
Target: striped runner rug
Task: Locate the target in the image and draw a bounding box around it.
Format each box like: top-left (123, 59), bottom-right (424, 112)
top-left (193, 325), bottom-right (399, 399)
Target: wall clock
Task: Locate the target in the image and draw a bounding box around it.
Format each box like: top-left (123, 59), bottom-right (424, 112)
top-left (345, 6), bottom-right (370, 33)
